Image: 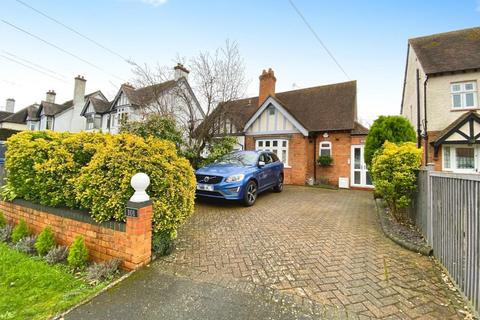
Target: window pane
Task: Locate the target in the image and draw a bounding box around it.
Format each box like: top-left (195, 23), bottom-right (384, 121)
top-left (354, 171), bottom-right (361, 184)
top-left (321, 143), bottom-right (330, 148)
top-left (465, 83), bottom-right (474, 91)
top-left (366, 171), bottom-right (372, 185)
top-left (265, 141), bottom-right (270, 147)
top-left (444, 147), bottom-right (451, 169)
top-left (281, 150), bottom-right (287, 163)
top-left (465, 93), bottom-right (475, 107)
top-left (282, 141), bottom-right (287, 147)
top-left (354, 148), bottom-right (361, 169)
top-left (320, 149), bottom-right (330, 157)
top-left (258, 141), bottom-right (263, 147)
top-left (452, 84), bottom-right (461, 92)
top-left (452, 94), bottom-right (462, 108)
top-left (273, 140), bottom-right (278, 147)
top-left (456, 148), bottom-right (475, 169)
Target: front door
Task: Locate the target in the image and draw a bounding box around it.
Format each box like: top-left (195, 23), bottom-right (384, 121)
top-left (351, 145), bottom-right (373, 188)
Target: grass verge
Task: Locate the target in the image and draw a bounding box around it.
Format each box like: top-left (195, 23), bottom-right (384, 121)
top-left (0, 243), bottom-right (104, 320)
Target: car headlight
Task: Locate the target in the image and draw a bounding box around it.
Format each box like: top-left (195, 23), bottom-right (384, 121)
top-left (225, 173), bottom-right (245, 183)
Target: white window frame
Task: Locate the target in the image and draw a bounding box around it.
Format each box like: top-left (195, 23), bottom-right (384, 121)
top-left (255, 139), bottom-right (289, 167)
top-left (451, 81), bottom-right (478, 109)
top-left (442, 145), bottom-right (479, 173)
top-left (319, 141), bottom-right (332, 157)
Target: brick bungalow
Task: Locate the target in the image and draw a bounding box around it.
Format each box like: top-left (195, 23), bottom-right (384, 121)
top-left (212, 69), bottom-right (371, 188)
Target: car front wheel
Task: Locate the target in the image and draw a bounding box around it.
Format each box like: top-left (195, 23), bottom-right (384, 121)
top-left (243, 180), bottom-right (257, 206)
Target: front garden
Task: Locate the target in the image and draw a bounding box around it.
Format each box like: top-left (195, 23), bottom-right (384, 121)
top-left (0, 212), bottom-right (122, 320)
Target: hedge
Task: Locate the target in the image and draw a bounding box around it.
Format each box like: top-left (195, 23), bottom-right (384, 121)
top-left (3, 131), bottom-right (196, 236)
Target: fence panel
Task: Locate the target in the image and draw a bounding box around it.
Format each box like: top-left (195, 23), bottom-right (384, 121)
top-left (410, 170), bottom-right (480, 314)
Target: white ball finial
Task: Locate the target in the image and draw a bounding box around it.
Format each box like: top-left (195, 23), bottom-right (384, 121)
top-left (130, 173), bottom-right (150, 202)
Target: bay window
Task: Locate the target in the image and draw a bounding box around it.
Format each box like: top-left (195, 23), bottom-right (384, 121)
top-left (256, 139), bottom-right (289, 166)
top-left (451, 81), bottom-right (477, 109)
top-left (443, 145), bottom-right (479, 173)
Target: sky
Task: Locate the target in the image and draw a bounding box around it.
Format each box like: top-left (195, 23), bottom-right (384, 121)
top-left (0, 0), bottom-right (479, 125)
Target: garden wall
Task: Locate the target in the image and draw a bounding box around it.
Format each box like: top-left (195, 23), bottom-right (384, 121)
top-left (0, 199), bottom-right (152, 270)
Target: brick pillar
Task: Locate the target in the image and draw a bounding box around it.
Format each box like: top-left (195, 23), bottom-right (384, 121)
top-left (124, 200), bottom-right (153, 270)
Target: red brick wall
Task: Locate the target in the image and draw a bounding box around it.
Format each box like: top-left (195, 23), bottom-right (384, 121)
top-left (245, 134), bottom-right (308, 185)
top-left (0, 200), bottom-right (152, 270)
top-left (310, 133), bottom-right (367, 187)
top-left (245, 132), bottom-right (367, 186)
top-left (426, 131), bottom-right (442, 171)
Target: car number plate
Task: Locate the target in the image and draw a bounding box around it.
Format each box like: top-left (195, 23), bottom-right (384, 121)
top-left (197, 183), bottom-right (214, 191)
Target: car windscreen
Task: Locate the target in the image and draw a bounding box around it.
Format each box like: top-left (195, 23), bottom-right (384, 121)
top-left (215, 152), bottom-right (258, 166)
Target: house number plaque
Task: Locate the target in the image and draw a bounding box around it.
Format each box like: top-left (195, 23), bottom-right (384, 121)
top-left (125, 207), bottom-right (138, 218)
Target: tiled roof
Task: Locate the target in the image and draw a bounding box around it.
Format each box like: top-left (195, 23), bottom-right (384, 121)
top-left (215, 80), bottom-right (358, 133)
top-left (89, 97), bottom-right (111, 114)
top-left (120, 81), bottom-right (177, 107)
top-left (409, 27), bottom-right (480, 75)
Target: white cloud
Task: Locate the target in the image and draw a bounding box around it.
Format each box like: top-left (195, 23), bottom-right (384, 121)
top-left (140, 0), bottom-right (167, 6)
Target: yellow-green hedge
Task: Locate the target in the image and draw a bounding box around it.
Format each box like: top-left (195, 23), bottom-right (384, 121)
top-left (4, 131), bottom-right (195, 235)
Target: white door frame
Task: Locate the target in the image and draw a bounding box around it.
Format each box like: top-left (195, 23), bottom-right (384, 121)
top-left (351, 145), bottom-right (373, 188)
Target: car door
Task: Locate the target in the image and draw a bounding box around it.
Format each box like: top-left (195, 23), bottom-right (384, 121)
top-left (257, 153), bottom-right (271, 189)
top-left (268, 152), bottom-right (283, 184)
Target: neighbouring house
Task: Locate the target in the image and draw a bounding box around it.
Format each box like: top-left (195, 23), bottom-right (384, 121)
top-left (31, 76), bottom-right (108, 132)
top-left (81, 64), bottom-right (204, 135)
top-left (401, 26), bottom-right (480, 173)
top-left (209, 68), bottom-right (370, 188)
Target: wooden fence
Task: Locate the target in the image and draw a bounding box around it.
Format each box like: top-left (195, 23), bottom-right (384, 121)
top-left (409, 168), bottom-right (480, 314)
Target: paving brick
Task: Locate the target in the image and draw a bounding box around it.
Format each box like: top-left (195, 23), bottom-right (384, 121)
top-left (156, 186), bottom-right (469, 319)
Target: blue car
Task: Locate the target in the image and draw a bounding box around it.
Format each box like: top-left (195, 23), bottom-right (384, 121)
top-left (195, 150), bottom-right (284, 206)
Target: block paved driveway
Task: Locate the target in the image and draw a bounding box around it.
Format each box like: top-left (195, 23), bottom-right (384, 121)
top-left (68, 186), bottom-right (469, 319)
top-left (157, 186), bottom-right (468, 319)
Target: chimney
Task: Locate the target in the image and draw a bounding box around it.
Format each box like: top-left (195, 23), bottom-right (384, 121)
top-left (73, 75), bottom-right (86, 107)
top-left (173, 63), bottom-right (190, 80)
top-left (45, 90), bottom-right (56, 103)
top-left (5, 98), bottom-right (15, 113)
top-left (258, 68), bottom-right (276, 106)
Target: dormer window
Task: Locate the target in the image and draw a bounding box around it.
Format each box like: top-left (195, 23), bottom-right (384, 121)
top-left (451, 81), bottom-right (477, 109)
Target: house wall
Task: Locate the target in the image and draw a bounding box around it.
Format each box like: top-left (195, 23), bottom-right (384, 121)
top-left (426, 72), bottom-right (480, 132)
top-left (402, 46), bottom-right (426, 133)
top-left (0, 122), bottom-right (27, 131)
top-left (245, 134), bottom-right (308, 185)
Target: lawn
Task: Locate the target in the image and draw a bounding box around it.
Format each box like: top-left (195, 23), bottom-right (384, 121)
top-left (0, 243), bottom-right (103, 320)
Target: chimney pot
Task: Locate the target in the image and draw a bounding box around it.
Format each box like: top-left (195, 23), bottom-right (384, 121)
top-left (258, 68), bottom-right (276, 106)
top-left (174, 63), bottom-right (190, 81)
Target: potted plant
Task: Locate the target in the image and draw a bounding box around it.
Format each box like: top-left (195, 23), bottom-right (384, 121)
top-left (317, 155), bottom-right (333, 166)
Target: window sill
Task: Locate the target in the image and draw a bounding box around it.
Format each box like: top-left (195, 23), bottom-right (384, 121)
top-left (284, 165), bottom-right (292, 169)
top-left (450, 107), bottom-right (479, 112)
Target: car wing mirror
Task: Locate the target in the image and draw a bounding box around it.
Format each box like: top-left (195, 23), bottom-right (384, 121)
top-left (258, 161), bottom-right (266, 167)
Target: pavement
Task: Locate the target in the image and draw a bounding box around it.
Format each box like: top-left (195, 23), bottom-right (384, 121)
top-left (66, 186), bottom-right (469, 319)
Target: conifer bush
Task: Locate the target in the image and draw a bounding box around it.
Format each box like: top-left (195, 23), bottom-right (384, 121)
top-left (0, 211), bottom-right (6, 228)
top-left (35, 227), bottom-right (56, 256)
top-left (11, 219), bottom-right (29, 243)
top-left (67, 236), bottom-right (89, 269)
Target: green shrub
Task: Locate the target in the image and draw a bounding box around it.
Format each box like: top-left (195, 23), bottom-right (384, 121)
top-left (371, 141), bottom-right (422, 221)
top-left (197, 136), bottom-right (237, 168)
top-left (0, 211), bottom-right (6, 228)
top-left (4, 131), bottom-right (196, 237)
top-left (67, 236), bottom-right (89, 269)
top-left (74, 134), bottom-right (195, 234)
top-left (364, 116), bottom-right (416, 168)
top-left (11, 219), bottom-right (29, 243)
top-left (317, 155), bottom-right (333, 166)
top-left (152, 230), bottom-right (176, 256)
top-left (120, 115), bottom-right (183, 151)
top-left (35, 227), bottom-right (56, 256)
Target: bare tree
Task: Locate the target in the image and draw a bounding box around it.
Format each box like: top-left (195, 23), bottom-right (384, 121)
top-left (129, 40), bottom-right (247, 161)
